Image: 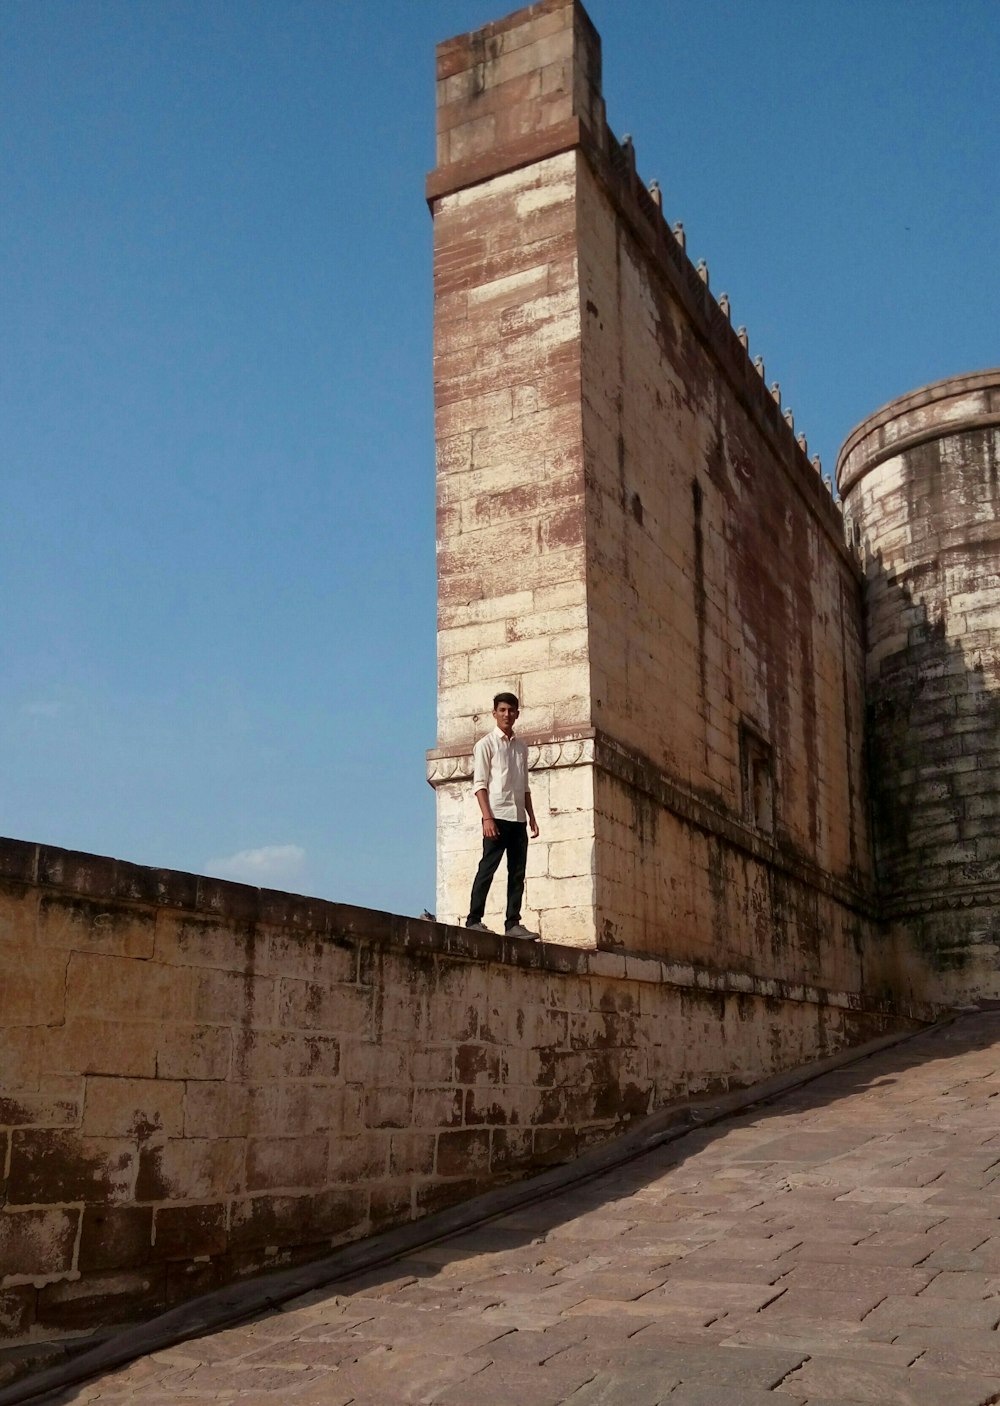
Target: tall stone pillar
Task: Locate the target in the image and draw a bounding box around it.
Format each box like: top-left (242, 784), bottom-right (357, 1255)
top-left (424, 0), bottom-right (605, 942)
top-left (837, 371), bottom-right (1000, 1003)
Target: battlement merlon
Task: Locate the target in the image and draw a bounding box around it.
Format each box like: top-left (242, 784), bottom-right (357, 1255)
top-left (428, 0), bottom-right (604, 203)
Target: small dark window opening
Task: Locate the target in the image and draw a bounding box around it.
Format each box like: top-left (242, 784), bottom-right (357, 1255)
top-left (740, 722), bottom-right (774, 836)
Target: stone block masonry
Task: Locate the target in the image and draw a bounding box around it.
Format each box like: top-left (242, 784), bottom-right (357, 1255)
top-left (0, 837), bottom-right (919, 1356)
top-left (837, 370), bottom-right (1000, 1005)
top-left (426, 0), bottom-right (880, 994)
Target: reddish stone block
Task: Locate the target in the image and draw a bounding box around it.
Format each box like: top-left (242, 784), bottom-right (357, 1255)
top-left (389, 1131), bottom-right (436, 1176)
top-left (0, 1087), bottom-right (82, 1131)
top-left (50, 1017), bottom-right (158, 1078)
top-left (154, 913), bottom-right (254, 970)
top-left (78, 1206), bottom-right (153, 1272)
top-left (156, 1023), bottom-right (232, 1080)
top-left (82, 1076), bottom-right (184, 1138)
top-left (37, 893), bottom-right (155, 959)
top-left (364, 1086), bottom-right (413, 1129)
top-left (491, 1127), bottom-right (534, 1171)
top-left (415, 1176), bottom-right (492, 1217)
top-left (0, 840), bottom-right (38, 884)
top-left (152, 1203), bottom-right (226, 1260)
top-left (6, 1131), bottom-right (136, 1207)
top-left (246, 1135), bottom-right (327, 1191)
top-left (0, 945), bottom-right (66, 1026)
top-left (456, 1043), bottom-right (503, 1083)
top-left (231, 1029), bottom-right (340, 1081)
top-left (264, 931), bottom-right (355, 983)
top-left (532, 1126), bottom-right (577, 1163)
top-left (437, 1128), bottom-right (491, 1176)
top-left (0, 1207), bottom-right (78, 1278)
top-left (191, 969), bottom-right (271, 1029)
top-left (35, 1266), bottom-right (167, 1332)
top-left (164, 1256), bottom-right (227, 1306)
top-left (182, 1081), bottom-right (250, 1138)
top-left (229, 1189), bottom-right (366, 1252)
top-left (135, 1137), bottom-right (243, 1202)
top-left (464, 1088), bottom-right (519, 1126)
top-left (370, 1182), bottom-right (414, 1228)
top-left (412, 1087), bottom-right (463, 1129)
top-left (276, 978), bottom-right (371, 1035)
top-left (332, 1133), bottom-right (390, 1183)
top-left (0, 1286), bottom-right (35, 1337)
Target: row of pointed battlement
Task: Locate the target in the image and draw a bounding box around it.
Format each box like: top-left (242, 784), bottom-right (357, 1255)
top-left (606, 125), bottom-right (840, 507)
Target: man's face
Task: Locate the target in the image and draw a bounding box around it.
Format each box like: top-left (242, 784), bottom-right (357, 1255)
top-left (493, 701), bottom-right (518, 734)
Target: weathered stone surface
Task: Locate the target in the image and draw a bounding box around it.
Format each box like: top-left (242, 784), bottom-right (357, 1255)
top-left (425, 0), bottom-right (880, 1002)
top-left (838, 371), bottom-right (1000, 1004)
top-left (0, 1208), bottom-right (78, 1281)
top-left (63, 1014), bottom-right (1000, 1399)
top-left (78, 1206), bottom-right (153, 1272)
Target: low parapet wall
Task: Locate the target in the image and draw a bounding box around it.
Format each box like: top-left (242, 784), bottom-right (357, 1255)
top-left (0, 838), bottom-right (924, 1367)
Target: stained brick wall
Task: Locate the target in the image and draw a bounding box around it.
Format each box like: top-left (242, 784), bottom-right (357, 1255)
top-left (426, 0), bottom-right (877, 992)
top-left (0, 838), bottom-right (919, 1356)
top-left (837, 371), bottom-right (1000, 1004)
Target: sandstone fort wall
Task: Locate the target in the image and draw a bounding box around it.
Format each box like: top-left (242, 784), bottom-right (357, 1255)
top-left (426, 0), bottom-right (884, 1016)
top-left (0, 837), bottom-right (916, 1358)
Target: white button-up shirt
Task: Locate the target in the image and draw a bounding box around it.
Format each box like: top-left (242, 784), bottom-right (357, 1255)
top-left (473, 727), bottom-right (530, 823)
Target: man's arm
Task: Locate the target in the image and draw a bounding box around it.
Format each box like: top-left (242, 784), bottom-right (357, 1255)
top-left (474, 784), bottom-right (498, 838)
top-left (525, 788), bottom-right (539, 839)
top-left (473, 740), bottom-right (499, 838)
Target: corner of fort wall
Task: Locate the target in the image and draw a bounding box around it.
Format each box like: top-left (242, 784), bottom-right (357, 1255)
top-left (426, 0), bottom-right (898, 1017)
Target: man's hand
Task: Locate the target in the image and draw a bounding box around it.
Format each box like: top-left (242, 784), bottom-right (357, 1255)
top-left (482, 816), bottom-right (499, 839)
top-left (529, 817), bottom-right (540, 839)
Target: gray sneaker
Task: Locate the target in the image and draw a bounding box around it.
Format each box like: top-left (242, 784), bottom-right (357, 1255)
top-left (505, 923), bottom-right (539, 940)
top-left (466, 921), bottom-right (495, 934)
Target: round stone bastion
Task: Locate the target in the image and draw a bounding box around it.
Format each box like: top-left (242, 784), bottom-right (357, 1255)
top-left (837, 369), bottom-right (1000, 1000)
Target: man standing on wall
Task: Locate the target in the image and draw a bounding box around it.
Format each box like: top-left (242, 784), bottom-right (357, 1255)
top-left (466, 692), bottom-right (540, 940)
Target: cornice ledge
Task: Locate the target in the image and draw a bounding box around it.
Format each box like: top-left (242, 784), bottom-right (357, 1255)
top-left (885, 884), bottom-right (1000, 918)
top-left (427, 728), bottom-right (876, 916)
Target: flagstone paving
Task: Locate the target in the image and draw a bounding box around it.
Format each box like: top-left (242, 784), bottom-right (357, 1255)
top-left (33, 1013), bottom-right (1000, 1404)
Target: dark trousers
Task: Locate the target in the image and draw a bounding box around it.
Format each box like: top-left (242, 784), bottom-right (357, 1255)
top-left (467, 819), bottom-right (528, 931)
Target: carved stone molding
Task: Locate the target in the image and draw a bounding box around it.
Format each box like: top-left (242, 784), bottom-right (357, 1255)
top-left (425, 732), bottom-right (596, 787)
top-left (885, 884), bottom-right (1000, 919)
top-left (427, 728), bottom-right (876, 916)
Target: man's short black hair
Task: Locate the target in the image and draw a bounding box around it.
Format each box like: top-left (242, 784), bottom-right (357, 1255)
top-left (493, 691), bottom-right (519, 710)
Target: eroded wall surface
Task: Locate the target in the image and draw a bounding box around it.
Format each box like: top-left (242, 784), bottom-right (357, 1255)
top-left (427, 0), bottom-right (879, 1001)
top-left (0, 839), bottom-right (917, 1362)
top-left (838, 372), bottom-right (1000, 1005)
top-left (575, 147), bottom-right (872, 970)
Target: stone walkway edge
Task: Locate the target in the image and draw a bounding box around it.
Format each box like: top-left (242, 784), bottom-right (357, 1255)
top-left (3, 1017), bottom-right (949, 1406)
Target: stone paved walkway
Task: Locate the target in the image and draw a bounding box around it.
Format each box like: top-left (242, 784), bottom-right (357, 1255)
top-left (38, 1013), bottom-right (1000, 1405)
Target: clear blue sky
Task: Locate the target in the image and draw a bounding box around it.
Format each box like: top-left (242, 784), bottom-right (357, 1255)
top-left (2, 1), bottom-right (997, 914)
